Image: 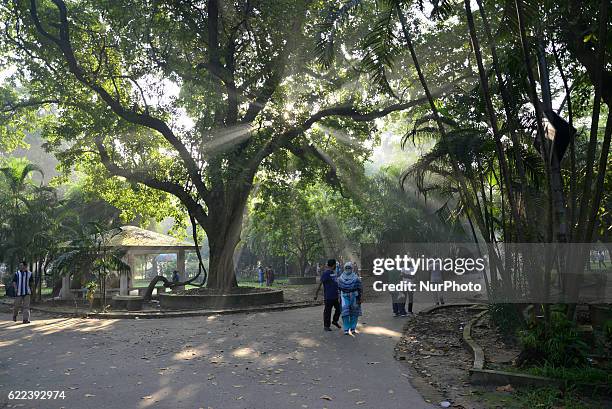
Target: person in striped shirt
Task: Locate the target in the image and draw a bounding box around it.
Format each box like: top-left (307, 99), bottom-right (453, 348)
top-left (12, 261), bottom-right (34, 324)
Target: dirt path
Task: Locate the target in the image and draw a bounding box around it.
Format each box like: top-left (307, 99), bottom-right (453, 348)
top-left (0, 301), bottom-right (435, 409)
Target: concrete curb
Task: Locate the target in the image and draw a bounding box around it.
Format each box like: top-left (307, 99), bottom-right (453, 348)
top-left (461, 308), bottom-right (612, 393)
top-left (0, 299), bottom-right (322, 319)
top-left (462, 310), bottom-right (488, 370)
top-left (460, 308), bottom-right (562, 386)
top-left (396, 302), bottom-right (612, 394)
top-left (468, 368), bottom-right (562, 388)
top-left (469, 367), bottom-right (612, 395)
top-left (418, 302), bottom-right (487, 315)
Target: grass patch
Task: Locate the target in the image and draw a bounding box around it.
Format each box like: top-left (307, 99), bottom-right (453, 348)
top-left (523, 364), bottom-right (612, 384)
top-left (477, 386), bottom-right (608, 409)
top-left (500, 363), bottom-right (612, 386)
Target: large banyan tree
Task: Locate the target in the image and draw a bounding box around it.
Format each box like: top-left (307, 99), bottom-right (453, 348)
top-left (0, 0), bottom-right (444, 289)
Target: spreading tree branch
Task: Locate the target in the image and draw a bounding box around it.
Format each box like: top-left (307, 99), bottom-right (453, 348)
top-left (94, 135), bottom-right (209, 229)
top-left (241, 91), bottom-right (440, 182)
top-left (28, 0), bottom-right (211, 202)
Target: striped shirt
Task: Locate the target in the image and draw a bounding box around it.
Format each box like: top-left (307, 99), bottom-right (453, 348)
top-left (13, 270), bottom-right (32, 296)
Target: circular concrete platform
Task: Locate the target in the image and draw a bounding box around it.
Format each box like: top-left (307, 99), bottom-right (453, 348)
top-left (159, 287), bottom-right (284, 310)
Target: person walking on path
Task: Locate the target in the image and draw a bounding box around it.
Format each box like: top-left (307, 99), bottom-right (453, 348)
top-left (257, 265), bottom-right (265, 287)
top-left (387, 268), bottom-right (407, 317)
top-left (265, 266), bottom-right (275, 286)
top-left (265, 266), bottom-right (271, 286)
top-left (430, 266), bottom-right (445, 306)
top-left (13, 261), bottom-right (33, 324)
top-left (400, 267), bottom-right (415, 316)
top-left (269, 266), bottom-right (275, 285)
top-left (314, 259), bottom-right (341, 331)
top-left (338, 262), bottom-right (362, 335)
top-left (598, 250), bottom-right (607, 269)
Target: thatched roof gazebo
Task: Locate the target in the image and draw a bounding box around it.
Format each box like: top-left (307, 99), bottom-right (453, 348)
top-left (60, 226), bottom-right (198, 299)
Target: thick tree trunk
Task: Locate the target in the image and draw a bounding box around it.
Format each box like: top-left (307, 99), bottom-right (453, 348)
top-left (299, 258), bottom-right (307, 277)
top-left (207, 234), bottom-right (239, 289)
top-left (204, 189), bottom-right (250, 290)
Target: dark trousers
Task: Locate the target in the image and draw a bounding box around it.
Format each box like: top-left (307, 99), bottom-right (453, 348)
top-left (323, 298), bottom-right (341, 328)
top-left (392, 291), bottom-right (413, 315)
top-left (392, 302), bottom-right (407, 315)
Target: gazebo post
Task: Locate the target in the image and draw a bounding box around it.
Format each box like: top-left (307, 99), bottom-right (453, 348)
top-left (60, 273), bottom-right (73, 300)
top-left (121, 252), bottom-right (134, 296)
top-left (176, 249), bottom-right (186, 291)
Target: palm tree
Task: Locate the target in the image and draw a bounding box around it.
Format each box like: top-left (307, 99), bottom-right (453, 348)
top-left (50, 223), bottom-right (130, 311)
top-left (0, 158), bottom-right (46, 273)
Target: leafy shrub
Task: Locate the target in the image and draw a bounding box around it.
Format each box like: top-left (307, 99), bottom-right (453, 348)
top-left (85, 281), bottom-right (97, 302)
top-left (489, 303), bottom-right (524, 336)
top-left (604, 320), bottom-right (612, 342)
top-left (2, 273), bottom-right (14, 296)
top-left (525, 363), bottom-right (612, 384)
top-left (512, 386), bottom-right (603, 409)
top-left (518, 311), bottom-right (589, 367)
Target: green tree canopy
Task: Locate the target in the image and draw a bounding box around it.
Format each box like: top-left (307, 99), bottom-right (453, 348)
top-left (0, 0), bottom-right (439, 289)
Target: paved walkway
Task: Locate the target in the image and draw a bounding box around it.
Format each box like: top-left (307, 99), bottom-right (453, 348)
top-left (0, 302), bottom-right (434, 409)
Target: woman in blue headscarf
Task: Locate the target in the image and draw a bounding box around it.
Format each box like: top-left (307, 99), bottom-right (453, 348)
top-left (337, 262), bottom-right (362, 335)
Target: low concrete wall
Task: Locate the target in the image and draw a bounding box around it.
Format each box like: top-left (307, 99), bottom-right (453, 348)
top-left (112, 296), bottom-right (144, 311)
top-left (159, 289), bottom-right (284, 310)
top-left (469, 368), bottom-right (563, 388)
top-left (287, 276), bottom-right (317, 285)
top-left (462, 310), bottom-right (488, 370)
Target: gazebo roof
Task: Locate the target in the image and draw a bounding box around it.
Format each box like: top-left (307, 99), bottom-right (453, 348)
top-left (105, 226), bottom-right (196, 250)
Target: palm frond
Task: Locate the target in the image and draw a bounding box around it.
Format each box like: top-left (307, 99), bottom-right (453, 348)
top-left (315, 0), bottom-right (364, 68)
top-left (359, 5), bottom-right (399, 96)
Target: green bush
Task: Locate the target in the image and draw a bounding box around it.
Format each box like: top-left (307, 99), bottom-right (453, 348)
top-left (525, 363), bottom-right (612, 384)
top-left (518, 311), bottom-right (589, 367)
top-left (2, 273), bottom-right (12, 287)
top-left (489, 303), bottom-right (524, 336)
top-left (2, 274), bottom-right (14, 296)
top-left (512, 386), bottom-right (604, 409)
top-left (604, 320), bottom-right (612, 342)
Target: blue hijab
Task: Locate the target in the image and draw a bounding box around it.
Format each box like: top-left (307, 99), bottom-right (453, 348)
top-left (338, 266), bottom-right (362, 317)
top-left (338, 267), bottom-right (361, 292)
